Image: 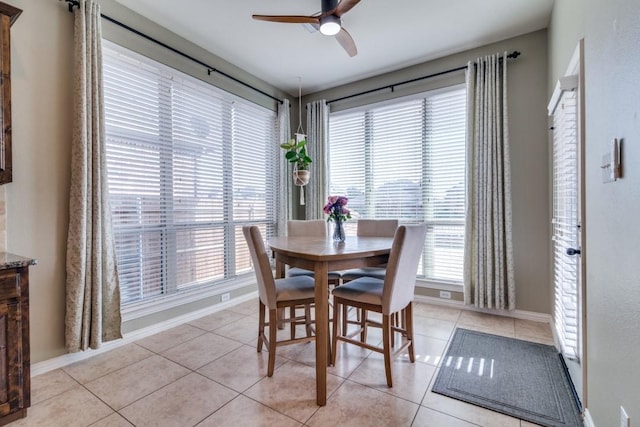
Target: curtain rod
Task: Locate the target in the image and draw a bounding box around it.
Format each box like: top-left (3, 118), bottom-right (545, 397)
top-left (63, 0), bottom-right (284, 105)
top-left (327, 51), bottom-right (521, 105)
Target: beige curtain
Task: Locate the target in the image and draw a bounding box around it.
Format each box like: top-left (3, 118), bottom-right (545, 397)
top-left (463, 53), bottom-right (515, 310)
top-left (305, 100), bottom-right (329, 220)
top-left (66, 0), bottom-right (122, 352)
top-left (276, 99), bottom-right (292, 235)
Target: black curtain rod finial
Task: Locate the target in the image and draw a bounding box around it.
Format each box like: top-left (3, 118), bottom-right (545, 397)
top-left (508, 50), bottom-right (521, 59)
top-left (64, 0), bottom-right (80, 12)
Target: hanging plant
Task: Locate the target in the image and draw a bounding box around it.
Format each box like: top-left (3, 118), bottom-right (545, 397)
top-left (282, 77), bottom-right (312, 204)
top-left (280, 136), bottom-right (312, 171)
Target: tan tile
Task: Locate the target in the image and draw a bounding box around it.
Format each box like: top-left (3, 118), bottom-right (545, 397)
top-left (412, 406), bottom-right (478, 426)
top-left (413, 316), bottom-right (456, 341)
top-left (226, 298), bottom-right (260, 316)
top-left (411, 334), bottom-right (449, 366)
top-left (307, 380), bottom-right (419, 427)
top-left (197, 344), bottom-right (286, 392)
top-left (85, 355), bottom-right (189, 410)
top-left (349, 356), bottom-right (437, 403)
top-left (293, 340), bottom-right (371, 379)
top-left (515, 319), bottom-right (555, 345)
top-left (188, 310), bottom-right (247, 331)
top-left (457, 311), bottom-right (516, 337)
top-left (197, 395), bottom-right (302, 427)
top-left (119, 373), bottom-right (237, 427)
top-left (268, 336), bottom-right (312, 361)
top-left (11, 384), bottom-right (112, 427)
top-left (161, 332), bottom-right (242, 370)
top-left (212, 315), bottom-right (259, 344)
top-left (244, 360), bottom-right (344, 423)
top-left (414, 303), bottom-right (462, 323)
top-left (367, 333), bottom-right (448, 367)
top-left (63, 343), bottom-right (153, 384)
top-left (521, 421), bottom-right (546, 427)
top-left (31, 369), bottom-right (77, 405)
top-left (90, 413), bottom-right (134, 426)
top-left (135, 324), bottom-right (207, 353)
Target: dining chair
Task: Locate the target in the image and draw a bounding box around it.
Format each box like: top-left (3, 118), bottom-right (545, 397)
top-left (331, 224), bottom-right (427, 387)
top-left (242, 225), bottom-right (316, 377)
top-left (286, 220), bottom-right (341, 286)
top-left (341, 219), bottom-right (398, 281)
top-left (340, 219), bottom-right (398, 336)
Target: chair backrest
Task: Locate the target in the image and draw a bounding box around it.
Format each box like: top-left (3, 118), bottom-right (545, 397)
top-left (357, 219), bottom-right (398, 238)
top-left (382, 224), bottom-right (428, 314)
top-left (242, 226), bottom-right (277, 309)
top-left (287, 219), bottom-right (327, 237)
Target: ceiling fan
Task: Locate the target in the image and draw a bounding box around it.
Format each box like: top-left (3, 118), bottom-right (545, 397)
top-left (252, 0), bottom-right (361, 57)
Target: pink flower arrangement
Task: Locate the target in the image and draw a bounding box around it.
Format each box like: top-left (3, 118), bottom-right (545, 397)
top-left (323, 195), bottom-right (352, 222)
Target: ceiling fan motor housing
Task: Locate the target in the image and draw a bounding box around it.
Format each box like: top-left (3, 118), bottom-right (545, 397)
top-left (322, 0), bottom-right (339, 13)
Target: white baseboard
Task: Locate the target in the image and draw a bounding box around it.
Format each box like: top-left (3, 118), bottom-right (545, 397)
top-left (583, 408), bottom-right (595, 427)
top-left (31, 291), bottom-right (258, 377)
top-left (413, 295), bottom-right (552, 323)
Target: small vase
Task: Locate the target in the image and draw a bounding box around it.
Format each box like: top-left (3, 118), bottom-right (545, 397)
top-left (332, 220), bottom-right (346, 242)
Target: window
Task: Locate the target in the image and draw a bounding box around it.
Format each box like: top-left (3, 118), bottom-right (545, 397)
top-left (103, 41), bottom-right (277, 305)
top-left (328, 87), bottom-right (466, 283)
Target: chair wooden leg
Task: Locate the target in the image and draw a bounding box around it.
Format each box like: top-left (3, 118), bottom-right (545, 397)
top-left (257, 301), bottom-right (266, 352)
top-left (342, 304), bottom-right (349, 336)
top-left (382, 314), bottom-right (393, 387)
top-left (331, 299), bottom-right (340, 366)
top-left (305, 304), bottom-right (312, 337)
top-left (277, 307), bottom-right (285, 330)
top-left (268, 308), bottom-right (278, 377)
top-left (391, 312), bottom-right (397, 348)
top-left (360, 308), bottom-right (368, 342)
top-left (406, 303), bottom-right (415, 363)
top-left (290, 306), bottom-right (296, 339)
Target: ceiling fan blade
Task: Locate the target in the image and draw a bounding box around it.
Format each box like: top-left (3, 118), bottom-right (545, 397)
top-left (252, 15), bottom-right (320, 24)
top-left (335, 27), bottom-right (357, 57)
top-left (334, 0), bottom-right (361, 17)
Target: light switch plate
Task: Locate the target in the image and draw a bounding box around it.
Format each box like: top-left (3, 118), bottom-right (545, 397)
top-left (620, 406), bottom-right (630, 427)
top-left (601, 138), bottom-right (620, 183)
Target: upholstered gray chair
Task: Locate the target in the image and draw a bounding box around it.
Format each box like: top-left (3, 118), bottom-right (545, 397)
top-left (286, 220), bottom-right (341, 286)
top-left (242, 225), bottom-right (315, 377)
top-left (340, 219), bottom-right (398, 335)
top-left (340, 219), bottom-right (398, 281)
top-left (331, 224), bottom-right (427, 387)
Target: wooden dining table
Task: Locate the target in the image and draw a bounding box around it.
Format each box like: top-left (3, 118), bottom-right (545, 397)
top-left (267, 235), bottom-right (393, 406)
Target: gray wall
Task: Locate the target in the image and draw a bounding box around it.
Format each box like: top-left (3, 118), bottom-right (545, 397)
top-left (6, 0), bottom-right (288, 362)
top-left (307, 30), bottom-right (551, 314)
top-left (549, 0), bottom-right (640, 424)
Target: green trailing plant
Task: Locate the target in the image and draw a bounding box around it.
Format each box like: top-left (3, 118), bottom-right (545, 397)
top-left (280, 138), bottom-right (313, 171)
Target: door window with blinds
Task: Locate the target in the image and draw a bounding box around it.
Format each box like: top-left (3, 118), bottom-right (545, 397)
top-left (103, 41), bottom-right (277, 305)
top-left (551, 89), bottom-right (580, 360)
top-left (328, 87), bottom-right (466, 283)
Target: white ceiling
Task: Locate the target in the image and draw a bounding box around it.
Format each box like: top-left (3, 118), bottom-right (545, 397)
top-left (114, 0), bottom-right (554, 96)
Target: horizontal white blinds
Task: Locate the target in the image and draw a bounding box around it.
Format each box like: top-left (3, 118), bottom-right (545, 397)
top-left (329, 88), bottom-right (466, 283)
top-left (552, 90), bottom-right (579, 360)
top-left (103, 41), bottom-right (276, 305)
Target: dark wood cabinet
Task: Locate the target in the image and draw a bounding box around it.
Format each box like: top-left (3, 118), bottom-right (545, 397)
top-left (0, 254), bottom-right (34, 426)
top-left (0, 2), bottom-right (21, 185)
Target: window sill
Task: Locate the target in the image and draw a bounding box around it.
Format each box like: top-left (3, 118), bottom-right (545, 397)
top-left (121, 274), bottom-right (257, 322)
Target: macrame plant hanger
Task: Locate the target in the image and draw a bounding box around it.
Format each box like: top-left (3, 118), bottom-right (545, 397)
top-left (294, 77), bottom-right (308, 205)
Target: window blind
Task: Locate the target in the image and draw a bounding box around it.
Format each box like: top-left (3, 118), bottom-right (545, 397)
top-left (328, 88), bottom-right (466, 283)
top-left (103, 41), bottom-right (277, 305)
top-left (552, 90), bottom-right (580, 360)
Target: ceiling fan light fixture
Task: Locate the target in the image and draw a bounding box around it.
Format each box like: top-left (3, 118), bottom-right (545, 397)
top-left (319, 15), bottom-right (341, 36)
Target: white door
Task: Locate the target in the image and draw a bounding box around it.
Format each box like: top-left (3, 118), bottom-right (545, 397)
top-left (548, 40), bottom-right (586, 408)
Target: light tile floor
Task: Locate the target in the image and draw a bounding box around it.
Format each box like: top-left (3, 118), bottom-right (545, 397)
top-left (20, 300), bottom-right (555, 427)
